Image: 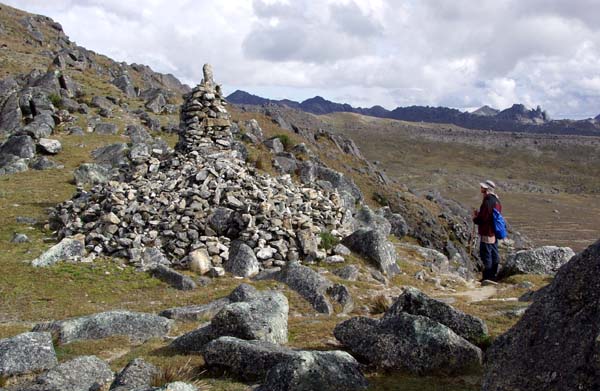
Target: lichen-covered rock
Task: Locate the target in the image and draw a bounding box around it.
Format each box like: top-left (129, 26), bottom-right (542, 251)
top-left (0, 332), bottom-right (57, 377)
top-left (334, 312), bottom-right (482, 374)
top-left (31, 355), bottom-right (113, 391)
top-left (276, 262), bottom-right (333, 314)
top-left (333, 264), bottom-right (360, 281)
top-left (0, 134), bottom-right (36, 159)
top-left (342, 228), bottom-right (400, 276)
top-left (159, 298), bottom-right (230, 321)
top-left (483, 240), bottom-right (600, 391)
top-left (169, 285), bottom-right (288, 352)
top-left (36, 138), bottom-right (62, 154)
top-left (33, 310), bottom-right (173, 344)
top-left (110, 358), bottom-right (159, 391)
top-left (31, 236), bottom-right (85, 267)
top-left (259, 350), bottom-right (368, 391)
top-left (353, 206), bottom-right (391, 236)
top-left (73, 163), bottom-right (110, 185)
top-left (225, 241), bottom-right (259, 277)
top-left (386, 287), bottom-right (488, 345)
top-left (501, 246), bottom-right (575, 277)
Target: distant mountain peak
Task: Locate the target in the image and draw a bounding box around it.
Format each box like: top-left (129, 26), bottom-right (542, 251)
top-left (472, 105), bottom-right (499, 117)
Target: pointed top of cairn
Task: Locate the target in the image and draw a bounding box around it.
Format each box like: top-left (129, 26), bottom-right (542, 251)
top-left (175, 64), bottom-right (232, 154)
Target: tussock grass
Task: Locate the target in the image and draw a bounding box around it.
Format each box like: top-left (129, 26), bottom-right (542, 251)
top-left (369, 294), bottom-right (392, 315)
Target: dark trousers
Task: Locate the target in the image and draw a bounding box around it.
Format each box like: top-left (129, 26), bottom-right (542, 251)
top-left (480, 240), bottom-right (499, 280)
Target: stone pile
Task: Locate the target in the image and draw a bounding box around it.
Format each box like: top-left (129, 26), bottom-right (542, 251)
top-left (49, 65), bottom-right (351, 274)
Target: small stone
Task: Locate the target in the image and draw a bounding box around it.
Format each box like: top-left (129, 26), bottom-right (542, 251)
top-left (11, 233), bottom-right (30, 243)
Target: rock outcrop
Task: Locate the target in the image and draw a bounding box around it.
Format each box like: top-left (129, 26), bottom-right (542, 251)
top-left (342, 228), bottom-right (400, 276)
top-left (483, 240), bottom-right (600, 391)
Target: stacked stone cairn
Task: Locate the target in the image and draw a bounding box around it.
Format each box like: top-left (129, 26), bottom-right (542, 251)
top-left (50, 64), bottom-right (351, 274)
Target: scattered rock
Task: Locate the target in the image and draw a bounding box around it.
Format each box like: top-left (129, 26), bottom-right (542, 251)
top-left (11, 233), bottom-right (29, 243)
top-left (188, 248), bottom-right (211, 275)
top-left (264, 137), bottom-right (284, 153)
top-left (28, 355), bottom-right (113, 391)
top-left (225, 241), bottom-right (259, 278)
top-left (0, 332), bottom-right (57, 377)
top-left (333, 264), bottom-right (360, 281)
top-left (94, 123), bottom-right (118, 135)
top-left (73, 163), bottom-right (110, 185)
top-left (36, 138), bottom-right (62, 154)
top-left (276, 262), bottom-right (333, 314)
top-left (33, 310), bottom-right (172, 344)
top-left (110, 358), bottom-right (159, 391)
top-left (0, 135), bottom-right (36, 159)
top-left (159, 298), bottom-right (230, 321)
top-left (151, 265), bottom-right (197, 290)
top-left (30, 156), bottom-right (63, 170)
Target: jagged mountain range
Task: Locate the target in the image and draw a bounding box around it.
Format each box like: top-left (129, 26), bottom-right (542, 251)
top-left (228, 90), bottom-right (600, 136)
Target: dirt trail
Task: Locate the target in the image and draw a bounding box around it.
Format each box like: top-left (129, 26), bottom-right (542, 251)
top-left (449, 282), bottom-right (499, 303)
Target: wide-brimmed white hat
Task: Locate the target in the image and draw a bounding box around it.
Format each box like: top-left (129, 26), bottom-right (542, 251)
top-left (479, 180), bottom-right (496, 189)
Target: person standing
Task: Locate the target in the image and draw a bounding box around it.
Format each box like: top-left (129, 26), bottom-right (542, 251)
top-left (473, 180), bottom-right (502, 281)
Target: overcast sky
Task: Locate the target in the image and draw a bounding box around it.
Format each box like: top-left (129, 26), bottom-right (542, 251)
top-left (6, 0), bottom-right (600, 118)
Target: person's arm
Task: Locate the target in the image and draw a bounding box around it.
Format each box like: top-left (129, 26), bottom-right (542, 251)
top-left (473, 199), bottom-right (492, 225)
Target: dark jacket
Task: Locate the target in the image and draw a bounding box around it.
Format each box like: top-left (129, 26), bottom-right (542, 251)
top-left (473, 194), bottom-right (502, 237)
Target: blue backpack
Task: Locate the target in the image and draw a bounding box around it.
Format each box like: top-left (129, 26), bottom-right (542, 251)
top-left (493, 208), bottom-right (507, 240)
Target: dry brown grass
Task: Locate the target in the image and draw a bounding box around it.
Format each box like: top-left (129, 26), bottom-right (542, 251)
top-left (369, 294), bottom-right (392, 315)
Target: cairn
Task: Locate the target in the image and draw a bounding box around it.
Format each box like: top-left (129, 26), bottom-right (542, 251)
top-left (50, 65), bottom-right (351, 273)
top-left (176, 64), bottom-right (232, 154)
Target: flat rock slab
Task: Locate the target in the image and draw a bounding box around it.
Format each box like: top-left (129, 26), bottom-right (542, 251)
top-left (203, 337), bottom-right (368, 390)
top-left (387, 287), bottom-right (488, 345)
top-left (0, 332), bottom-right (57, 377)
top-left (33, 310), bottom-right (173, 344)
top-left (31, 236), bottom-right (85, 267)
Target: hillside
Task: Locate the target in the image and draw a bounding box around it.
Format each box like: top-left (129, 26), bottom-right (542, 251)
top-left (0, 4), bottom-right (590, 391)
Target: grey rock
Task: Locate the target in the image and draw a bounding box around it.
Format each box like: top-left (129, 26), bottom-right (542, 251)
top-left (145, 94), bottom-right (166, 114)
top-left (33, 310), bottom-right (172, 344)
top-left (377, 206), bottom-right (409, 238)
top-left (11, 233), bottom-right (30, 243)
top-left (37, 138), bottom-right (62, 154)
top-left (31, 236), bottom-right (85, 267)
top-left (31, 355), bottom-right (113, 391)
top-left (225, 240), bottom-right (259, 278)
top-left (201, 337), bottom-right (297, 380)
top-left (159, 298), bottom-right (230, 321)
top-left (244, 119), bottom-right (264, 142)
top-left (0, 154), bottom-right (29, 175)
top-left (30, 156), bottom-right (63, 170)
top-left (327, 284), bottom-right (354, 314)
top-left (0, 135), bottom-right (36, 159)
top-left (386, 287), bottom-right (488, 345)
top-left (333, 264), bottom-right (360, 281)
top-left (483, 239), bottom-right (600, 391)
top-left (91, 96), bottom-right (113, 111)
top-left (353, 206), bottom-right (391, 236)
top-left (15, 216), bottom-right (37, 225)
top-left (207, 207), bottom-right (234, 236)
top-left (501, 246), bottom-right (575, 277)
top-left (110, 358), bottom-right (158, 391)
top-left (92, 143), bottom-right (129, 167)
top-left (68, 126), bottom-right (85, 135)
top-left (153, 382), bottom-right (198, 391)
top-left (333, 244), bottom-right (351, 256)
top-left (112, 75), bottom-right (137, 98)
top-left (22, 112), bottom-right (55, 140)
top-left (151, 265), bottom-right (197, 290)
top-left (273, 155), bottom-right (297, 174)
top-left (74, 163), bottom-right (110, 185)
top-left (264, 137), bottom-right (284, 153)
top-left (259, 349), bottom-right (368, 391)
top-left (334, 312), bottom-right (482, 374)
top-left (94, 123), bottom-right (119, 135)
top-left (276, 262), bottom-right (333, 314)
top-left (0, 332), bottom-right (57, 377)
top-left (342, 228), bottom-right (400, 276)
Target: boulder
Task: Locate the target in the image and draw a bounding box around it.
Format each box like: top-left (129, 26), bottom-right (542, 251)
top-left (326, 284), bottom-right (354, 314)
top-left (0, 332), bottom-right (57, 377)
top-left (94, 122), bottom-right (119, 135)
top-left (11, 233), bottom-right (30, 243)
top-left (22, 112), bottom-right (55, 139)
top-left (273, 155), bottom-right (297, 174)
top-left (342, 228), bottom-right (400, 276)
top-left (145, 94), bottom-right (166, 114)
top-left (334, 313), bottom-right (482, 375)
top-left (377, 206), bottom-right (409, 238)
top-left (225, 240), bottom-right (259, 278)
top-left (30, 355), bottom-right (113, 391)
top-left (386, 287), bottom-right (488, 345)
top-left (91, 95), bottom-right (113, 111)
top-left (92, 143), bottom-right (129, 167)
top-left (30, 156), bottom-right (63, 170)
top-left (188, 248), bottom-right (211, 275)
top-left (73, 163), bottom-right (110, 185)
top-left (110, 358), bottom-right (159, 391)
top-left (244, 119), bottom-right (264, 142)
top-left (0, 154), bottom-right (29, 175)
top-left (170, 285), bottom-right (288, 352)
top-left (31, 236), bottom-right (85, 267)
top-left (483, 240), bottom-right (600, 391)
top-left (259, 350), bottom-right (368, 391)
top-left (0, 135), bottom-right (36, 159)
top-left (276, 262), bottom-right (333, 314)
top-left (353, 206), bottom-right (391, 235)
top-left (112, 74), bottom-right (137, 98)
top-left (36, 138), bottom-right (62, 154)
top-left (33, 310), bottom-right (173, 344)
top-left (501, 246), bottom-right (575, 277)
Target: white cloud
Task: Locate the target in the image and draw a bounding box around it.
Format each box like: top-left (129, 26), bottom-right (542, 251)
top-left (5, 0), bottom-right (600, 118)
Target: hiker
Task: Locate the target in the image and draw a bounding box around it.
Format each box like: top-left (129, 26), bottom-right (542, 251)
top-left (472, 180), bottom-right (502, 281)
